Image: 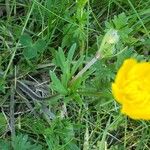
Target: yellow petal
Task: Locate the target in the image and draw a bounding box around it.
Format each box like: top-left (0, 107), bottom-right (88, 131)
top-left (115, 58), bottom-right (137, 87)
top-left (112, 83), bottom-right (124, 104)
top-left (121, 104), bottom-right (150, 120)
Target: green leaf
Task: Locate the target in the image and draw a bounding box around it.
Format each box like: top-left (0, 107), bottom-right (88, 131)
top-left (0, 79), bottom-right (6, 93)
top-left (113, 13), bottom-right (128, 29)
top-left (0, 113), bottom-right (7, 135)
top-left (50, 71), bottom-right (68, 95)
top-left (20, 34), bottom-right (32, 47)
top-left (21, 117), bottom-right (47, 135)
top-left (72, 94), bottom-right (83, 106)
top-left (45, 135), bottom-right (60, 150)
top-left (12, 134), bottom-right (42, 150)
top-left (69, 77), bottom-right (82, 92)
top-left (65, 143), bottom-right (80, 150)
top-left (67, 43), bottom-right (76, 62)
top-left (116, 48), bottom-right (133, 69)
top-left (21, 35), bottom-right (46, 59)
top-left (62, 24), bottom-right (77, 48)
top-left (44, 119), bottom-right (79, 150)
top-left (58, 47), bottom-right (66, 64)
top-left (0, 139), bottom-right (10, 150)
top-left (34, 39), bottom-right (46, 53)
top-left (71, 56), bottom-right (84, 76)
top-left (55, 47), bottom-right (66, 71)
top-left (61, 63), bottom-right (71, 88)
top-left (23, 46), bottom-right (38, 59)
top-left (77, 0), bottom-right (88, 8)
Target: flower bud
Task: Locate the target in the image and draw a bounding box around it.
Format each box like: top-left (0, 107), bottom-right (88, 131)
top-left (106, 29), bottom-right (119, 44)
top-left (98, 29), bottom-right (120, 58)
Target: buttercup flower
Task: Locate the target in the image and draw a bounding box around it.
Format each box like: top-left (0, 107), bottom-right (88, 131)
top-left (112, 58), bottom-right (150, 120)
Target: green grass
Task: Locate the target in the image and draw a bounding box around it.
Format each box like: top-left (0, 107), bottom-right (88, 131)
top-left (0, 0), bottom-right (150, 149)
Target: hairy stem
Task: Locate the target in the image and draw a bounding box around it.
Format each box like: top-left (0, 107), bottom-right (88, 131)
top-left (70, 53), bottom-right (100, 85)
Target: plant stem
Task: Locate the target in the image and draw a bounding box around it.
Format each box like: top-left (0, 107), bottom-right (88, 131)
top-left (10, 83), bottom-right (15, 139)
top-left (70, 52), bottom-right (100, 85)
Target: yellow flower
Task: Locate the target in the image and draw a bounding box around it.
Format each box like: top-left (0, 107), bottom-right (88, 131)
top-left (112, 58), bottom-right (150, 120)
